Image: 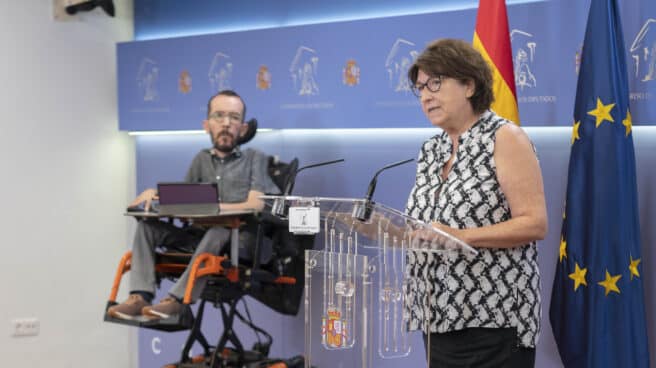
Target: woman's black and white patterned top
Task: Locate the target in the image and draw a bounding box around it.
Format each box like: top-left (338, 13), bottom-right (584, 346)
top-left (404, 110), bottom-right (541, 348)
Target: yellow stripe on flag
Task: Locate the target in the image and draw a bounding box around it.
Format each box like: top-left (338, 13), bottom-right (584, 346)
top-left (473, 0), bottom-right (520, 125)
top-left (473, 33), bottom-right (520, 124)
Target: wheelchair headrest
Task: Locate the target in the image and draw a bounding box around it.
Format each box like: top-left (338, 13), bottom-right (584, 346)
top-left (236, 118), bottom-right (258, 146)
top-left (268, 157), bottom-right (299, 194)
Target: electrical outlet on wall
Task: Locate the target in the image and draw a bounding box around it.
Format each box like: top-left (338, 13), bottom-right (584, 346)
top-left (11, 317), bottom-right (40, 337)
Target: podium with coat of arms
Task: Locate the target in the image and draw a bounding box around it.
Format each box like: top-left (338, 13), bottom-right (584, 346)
top-left (262, 195), bottom-right (476, 368)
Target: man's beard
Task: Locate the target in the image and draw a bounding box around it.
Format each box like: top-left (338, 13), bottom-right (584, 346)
top-left (212, 130), bottom-right (237, 153)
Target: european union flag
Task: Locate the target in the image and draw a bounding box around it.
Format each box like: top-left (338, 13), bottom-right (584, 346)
top-left (549, 0), bottom-right (650, 367)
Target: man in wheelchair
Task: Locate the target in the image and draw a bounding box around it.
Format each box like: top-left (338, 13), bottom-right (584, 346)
top-left (108, 90), bottom-right (281, 320)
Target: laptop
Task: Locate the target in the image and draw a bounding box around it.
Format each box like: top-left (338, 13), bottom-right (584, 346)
top-left (156, 182), bottom-right (220, 216)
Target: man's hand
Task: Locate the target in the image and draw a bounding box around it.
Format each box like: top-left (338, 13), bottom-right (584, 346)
top-left (129, 188), bottom-right (158, 211)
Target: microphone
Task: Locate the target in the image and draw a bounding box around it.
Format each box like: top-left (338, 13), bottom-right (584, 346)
top-left (352, 158), bottom-right (414, 222)
top-left (282, 158), bottom-right (345, 196)
top-left (271, 158), bottom-right (345, 217)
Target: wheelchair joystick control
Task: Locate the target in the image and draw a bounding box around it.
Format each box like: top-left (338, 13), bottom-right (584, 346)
top-left (271, 197), bottom-right (287, 218)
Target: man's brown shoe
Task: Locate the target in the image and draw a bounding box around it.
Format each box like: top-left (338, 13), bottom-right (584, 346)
top-left (107, 294), bottom-right (150, 320)
top-left (142, 296), bottom-right (182, 319)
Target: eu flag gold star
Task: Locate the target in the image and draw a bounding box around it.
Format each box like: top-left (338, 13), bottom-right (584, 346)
top-left (571, 121), bottom-right (581, 145)
top-left (559, 236), bottom-right (567, 262)
top-left (622, 110), bottom-right (632, 137)
top-left (587, 98), bottom-right (615, 127)
top-left (597, 270), bottom-right (621, 296)
top-left (568, 262), bottom-right (587, 291)
top-left (629, 256), bottom-right (641, 280)
top-left (562, 201), bottom-right (566, 219)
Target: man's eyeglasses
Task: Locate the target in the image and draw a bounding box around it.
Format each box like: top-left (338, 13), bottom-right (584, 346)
top-left (411, 76), bottom-right (442, 97)
top-left (208, 111), bottom-right (242, 124)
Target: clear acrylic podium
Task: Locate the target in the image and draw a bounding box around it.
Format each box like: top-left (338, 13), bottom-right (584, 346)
top-left (262, 196), bottom-right (477, 368)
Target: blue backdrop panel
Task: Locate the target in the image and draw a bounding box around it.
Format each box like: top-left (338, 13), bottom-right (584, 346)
top-left (133, 0), bottom-right (510, 41)
top-left (118, 10), bottom-right (473, 131)
top-left (119, 1), bottom-right (656, 131)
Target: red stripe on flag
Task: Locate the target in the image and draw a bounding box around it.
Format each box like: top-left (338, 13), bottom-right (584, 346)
top-left (475, 0), bottom-right (516, 98)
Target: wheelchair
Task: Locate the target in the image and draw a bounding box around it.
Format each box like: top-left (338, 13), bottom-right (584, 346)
top-left (104, 119), bottom-right (314, 368)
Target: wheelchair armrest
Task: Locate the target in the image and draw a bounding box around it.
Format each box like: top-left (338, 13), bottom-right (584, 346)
top-left (183, 253), bottom-right (229, 304)
top-left (108, 251), bottom-right (132, 303)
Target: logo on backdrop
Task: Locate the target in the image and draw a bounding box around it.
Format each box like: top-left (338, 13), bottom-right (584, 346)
top-left (385, 38), bottom-right (418, 93)
top-left (511, 29), bottom-right (557, 105)
top-left (290, 46), bottom-right (319, 96)
top-left (208, 52), bottom-right (233, 92)
top-left (343, 59), bottom-right (360, 86)
top-left (630, 18), bottom-right (656, 83)
top-left (178, 70), bottom-right (192, 94)
top-left (137, 57), bottom-right (159, 102)
top-left (256, 65), bottom-right (272, 90)
top-left (510, 29), bottom-right (537, 90)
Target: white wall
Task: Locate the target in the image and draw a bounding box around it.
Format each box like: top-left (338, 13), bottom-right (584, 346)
top-left (0, 2), bottom-right (136, 367)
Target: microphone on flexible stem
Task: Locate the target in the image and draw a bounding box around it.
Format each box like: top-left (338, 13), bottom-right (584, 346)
top-left (271, 158), bottom-right (346, 217)
top-left (352, 158), bottom-right (414, 222)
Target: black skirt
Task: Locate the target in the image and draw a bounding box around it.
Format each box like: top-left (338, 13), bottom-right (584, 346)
top-left (423, 327), bottom-right (536, 368)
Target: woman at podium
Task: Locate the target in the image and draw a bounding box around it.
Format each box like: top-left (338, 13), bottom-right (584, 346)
top-left (405, 38), bottom-right (547, 367)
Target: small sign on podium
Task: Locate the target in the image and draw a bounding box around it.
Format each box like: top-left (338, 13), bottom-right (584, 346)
top-left (288, 206), bottom-right (320, 234)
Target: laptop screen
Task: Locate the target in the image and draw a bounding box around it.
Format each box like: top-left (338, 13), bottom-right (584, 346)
top-left (157, 182), bottom-right (219, 205)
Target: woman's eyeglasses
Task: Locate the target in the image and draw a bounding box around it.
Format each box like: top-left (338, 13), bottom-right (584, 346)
top-left (411, 76), bottom-right (442, 97)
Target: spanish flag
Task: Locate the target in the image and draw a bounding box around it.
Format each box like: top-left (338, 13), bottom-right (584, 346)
top-left (472, 0), bottom-right (520, 124)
